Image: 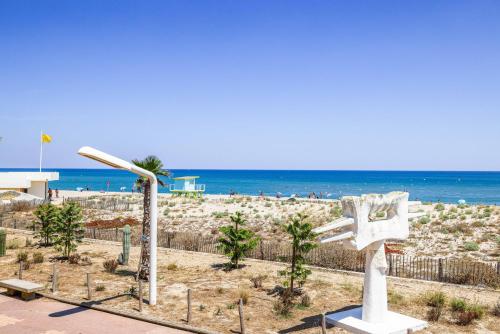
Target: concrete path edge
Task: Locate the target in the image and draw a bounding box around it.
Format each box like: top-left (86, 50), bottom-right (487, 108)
top-left (37, 292), bottom-right (221, 334)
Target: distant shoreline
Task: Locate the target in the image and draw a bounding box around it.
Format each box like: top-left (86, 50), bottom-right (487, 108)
top-left (4, 168), bottom-right (500, 204)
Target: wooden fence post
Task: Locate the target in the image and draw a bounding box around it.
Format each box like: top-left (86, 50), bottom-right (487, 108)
top-left (238, 298), bottom-right (246, 334)
top-left (138, 279), bottom-right (143, 312)
top-left (86, 273), bottom-right (92, 300)
top-left (321, 312), bottom-right (327, 334)
top-left (438, 259), bottom-right (443, 281)
top-left (52, 263), bottom-right (58, 292)
top-left (187, 288), bottom-right (192, 324)
top-left (18, 261), bottom-right (23, 279)
top-left (388, 255), bottom-right (393, 276)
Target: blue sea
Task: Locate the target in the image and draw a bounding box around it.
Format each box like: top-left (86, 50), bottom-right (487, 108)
top-left (2, 169), bottom-right (500, 204)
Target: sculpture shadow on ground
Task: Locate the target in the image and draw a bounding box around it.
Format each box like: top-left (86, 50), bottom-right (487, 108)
top-left (48, 293), bottom-right (131, 317)
top-left (277, 305), bottom-right (361, 333)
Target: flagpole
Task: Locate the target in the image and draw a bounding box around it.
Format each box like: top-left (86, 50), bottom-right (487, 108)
top-left (39, 130), bottom-right (43, 172)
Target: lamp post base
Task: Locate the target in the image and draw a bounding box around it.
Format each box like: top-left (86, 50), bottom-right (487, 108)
top-left (325, 307), bottom-right (427, 334)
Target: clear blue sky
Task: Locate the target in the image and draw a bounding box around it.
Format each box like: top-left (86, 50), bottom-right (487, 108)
top-left (0, 1), bottom-right (499, 170)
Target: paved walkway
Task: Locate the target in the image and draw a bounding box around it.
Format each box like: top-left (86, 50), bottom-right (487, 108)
top-left (0, 293), bottom-right (189, 334)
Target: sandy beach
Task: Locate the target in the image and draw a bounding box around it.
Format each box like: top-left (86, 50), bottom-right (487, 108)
top-left (43, 190), bottom-right (499, 262)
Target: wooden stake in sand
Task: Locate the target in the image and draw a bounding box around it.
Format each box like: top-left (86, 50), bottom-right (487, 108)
top-left (18, 261), bottom-right (23, 280)
top-left (52, 263), bottom-right (58, 293)
top-left (321, 312), bottom-right (327, 334)
top-left (238, 298), bottom-right (246, 334)
top-left (86, 273), bottom-right (92, 300)
top-left (138, 279), bottom-right (143, 312)
top-left (187, 288), bottom-right (192, 324)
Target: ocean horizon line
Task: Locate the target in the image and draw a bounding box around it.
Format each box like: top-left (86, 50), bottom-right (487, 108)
top-left (3, 168), bottom-right (500, 173)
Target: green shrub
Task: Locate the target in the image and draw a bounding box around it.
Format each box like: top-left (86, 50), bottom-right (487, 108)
top-left (466, 304), bottom-right (485, 319)
top-left (7, 239), bottom-right (21, 249)
top-left (450, 298), bottom-right (466, 312)
top-left (16, 251), bottom-right (28, 263)
top-left (32, 203), bottom-right (60, 246)
top-left (273, 290), bottom-right (293, 317)
top-left (455, 304), bottom-right (485, 325)
top-left (166, 263), bottom-right (178, 271)
top-left (426, 291), bottom-right (447, 308)
top-left (464, 242), bottom-right (479, 251)
top-left (53, 202), bottom-right (84, 257)
top-left (435, 203), bottom-right (445, 211)
top-left (95, 284), bottom-right (106, 291)
top-left (238, 288), bottom-right (250, 305)
top-left (279, 213), bottom-right (317, 292)
top-left (32, 252), bottom-right (44, 264)
top-left (217, 212), bottom-right (259, 269)
top-left (425, 291), bottom-right (447, 321)
top-left (250, 274), bottom-right (267, 289)
top-left (418, 216), bottom-right (430, 224)
top-left (297, 293), bottom-right (311, 309)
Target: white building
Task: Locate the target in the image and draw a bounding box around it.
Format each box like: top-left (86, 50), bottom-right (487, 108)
top-left (0, 172), bottom-right (59, 199)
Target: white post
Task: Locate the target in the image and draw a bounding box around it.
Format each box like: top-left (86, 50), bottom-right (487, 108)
top-left (362, 240), bottom-right (388, 323)
top-left (149, 176), bottom-right (158, 305)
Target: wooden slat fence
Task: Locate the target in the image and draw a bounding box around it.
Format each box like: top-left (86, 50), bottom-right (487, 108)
top-left (80, 227), bottom-right (499, 288)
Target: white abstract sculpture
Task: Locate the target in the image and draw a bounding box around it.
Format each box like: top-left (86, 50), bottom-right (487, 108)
top-left (313, 192), bottom-right (427, 334)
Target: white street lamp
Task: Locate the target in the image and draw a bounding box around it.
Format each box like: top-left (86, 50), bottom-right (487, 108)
top-left (77, 146), bottom-right (158, 305)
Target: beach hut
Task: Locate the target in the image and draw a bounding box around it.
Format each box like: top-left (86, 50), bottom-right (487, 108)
top-left (169, 176), bottom-right (205, 197)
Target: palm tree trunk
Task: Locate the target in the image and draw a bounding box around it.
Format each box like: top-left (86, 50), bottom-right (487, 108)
top-left (138, 180), bottom-right (151, 280)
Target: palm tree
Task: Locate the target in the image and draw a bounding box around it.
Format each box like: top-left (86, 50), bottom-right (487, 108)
top-left (132, 155), bottom-right (169, 280)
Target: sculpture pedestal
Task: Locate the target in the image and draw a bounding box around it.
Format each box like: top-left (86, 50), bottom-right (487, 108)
top-left (325, 307), bottom-right (427, 334)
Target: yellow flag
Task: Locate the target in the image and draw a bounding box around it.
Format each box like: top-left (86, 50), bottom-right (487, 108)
top-left (41, 133), bottom-right (52, 143)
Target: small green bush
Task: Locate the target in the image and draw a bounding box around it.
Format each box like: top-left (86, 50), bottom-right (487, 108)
top-left (450, 298), bottom-right (466, 312)
top-left (418, 216), bottom-right (431, 224)
top-left (426, 291), bottom-right (447, 307)
top-left (250, 274), bottom-right (267, 289)
top-left (455, 304), bottom-right (485, 326)
top-left (464, 242), bottom-right (479, 252)
top-left (238, 289), bottom-right (250, 305)
top-left (166, 263), bottom-right (178, 271)
top-left (32, 252), bottom-right (44, 264)
top-left (7, 239), bottom-right (21, 249)
top-left (16, 251), bottom-right (28, 263)
top-left (297, 293), bottom-right (311, 308)
top-left (435, 203), bottom-right (445, 211)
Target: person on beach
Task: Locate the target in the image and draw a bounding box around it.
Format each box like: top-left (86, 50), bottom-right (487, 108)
top-left (48, 188), bottom-right (53, 201)
top-left (55, 189), bottom-right (59, 198)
